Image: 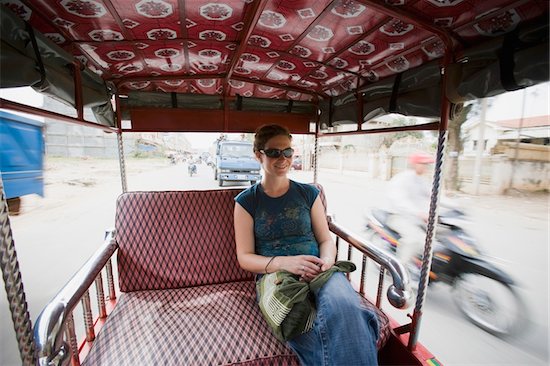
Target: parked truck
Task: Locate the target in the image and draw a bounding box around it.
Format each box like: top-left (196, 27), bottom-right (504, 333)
top-left (213, 139), bottom-right (261, 186)
top-left (0, 110), bottom-right (45, 214)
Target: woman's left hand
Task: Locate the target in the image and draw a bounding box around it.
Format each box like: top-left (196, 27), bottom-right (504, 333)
top-left (319, 256), bottom-right (335, 272)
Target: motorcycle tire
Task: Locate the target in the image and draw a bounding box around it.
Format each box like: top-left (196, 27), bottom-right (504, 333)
top-left (453, 273), bottom-right (527, 338)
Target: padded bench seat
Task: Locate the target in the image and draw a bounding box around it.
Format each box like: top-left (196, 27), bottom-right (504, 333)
top-left (82, 281), bottom-right (298, 365)
top-left (82, 190), bottom-right (390, 365)
top-left (83, 282), bottom-right (390, 365)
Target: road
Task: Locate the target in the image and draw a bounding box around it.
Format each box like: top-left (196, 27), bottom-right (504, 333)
top-left (1, 160), bottom-right (548, 365)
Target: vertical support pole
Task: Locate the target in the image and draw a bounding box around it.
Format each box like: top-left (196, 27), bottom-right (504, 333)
top-left (116, 132), bottom-right (128, 193)
top-left (359, 254), bottom-right (367, 295)
top-left (73, 61), bottom-right (84, 120)
top-left (81, 291), bottom-right (95, 342)
top-left (473, 98), bottom-right (488, 195)
top-left (0, 177), bottom-right (35, 365)
top-left (106, 259), bottom-right (116, 301)
top-left (408, 59), bottom-right (451, 351)
top-left (65, 313), bottom-right (80, 366)
top-left (114, 94), bottom-right (128, 193)
top-left (356, 75), bottom-right (363, 132)
top-left (95, 274), bottom-right (107, 318)
top-left (313, 122), bottom-right (320, 184)
top-left (376, 267), bottom-right (385, 308)
top-left (346, 244), bottom-right (353, 280)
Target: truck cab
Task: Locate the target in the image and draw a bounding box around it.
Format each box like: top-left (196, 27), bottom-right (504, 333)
top-left (0, 111), bottom-right (44, 214)
top-left (214, 140), bottom-right (261, 187)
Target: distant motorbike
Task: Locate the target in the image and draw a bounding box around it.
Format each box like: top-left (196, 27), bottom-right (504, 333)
top-left (188, 163), bottom-right (197, 177)
top-left (365, 208), bottom-right (526, 338)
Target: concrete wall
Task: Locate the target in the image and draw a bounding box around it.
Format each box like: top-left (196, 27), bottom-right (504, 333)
top-left (45, 120), bottom-right (121, 158)
top-left (317, 148), bottom-right (549, 194)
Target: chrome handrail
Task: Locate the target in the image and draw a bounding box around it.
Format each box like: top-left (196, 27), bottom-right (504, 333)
top-left (33, 231), bottom-right (118, 366)
top-left (327, 215), bottom-right (412, 309)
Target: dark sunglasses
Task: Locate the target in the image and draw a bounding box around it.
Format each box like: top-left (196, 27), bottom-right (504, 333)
top-left (260, 147), bottom-right (294, 158)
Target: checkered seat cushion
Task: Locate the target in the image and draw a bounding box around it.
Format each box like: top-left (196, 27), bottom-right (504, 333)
top-left (82, 189), bottom-right (390, 365)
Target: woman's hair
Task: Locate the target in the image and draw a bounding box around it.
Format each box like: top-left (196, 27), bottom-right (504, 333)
top-left (253, 124), bottom-right (292, 152)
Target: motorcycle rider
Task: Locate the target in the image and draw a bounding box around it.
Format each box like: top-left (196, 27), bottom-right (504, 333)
top-left (385, 152), bottom-right (454, 274)
top-left (188, 161), bottom-right (197, 176)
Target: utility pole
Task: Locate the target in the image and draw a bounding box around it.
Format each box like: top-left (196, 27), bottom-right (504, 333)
top-left (509, 88), bottom-right (528, 190)
top-left (472, 98), bottom-right (488, 195)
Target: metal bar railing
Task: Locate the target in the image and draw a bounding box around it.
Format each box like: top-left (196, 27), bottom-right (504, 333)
top-left (64, 314), bottom-right (79, 366)
top-left (95, 274), bottom-right (107, 319)
top-left (328, 215), bottom-right (412, 310)
top-left (33, 232), bottom-right (118, 366)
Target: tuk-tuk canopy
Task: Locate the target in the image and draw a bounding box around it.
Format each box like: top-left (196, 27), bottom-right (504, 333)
top-left (1, 1), bottom-right (548, 131)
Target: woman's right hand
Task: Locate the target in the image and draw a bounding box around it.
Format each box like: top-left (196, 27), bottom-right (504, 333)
top-left (280, 255), bottom-right (324, 282)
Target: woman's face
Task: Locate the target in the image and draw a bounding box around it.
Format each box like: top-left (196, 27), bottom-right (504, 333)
top-left (256, 134), bottom-right (293, 178)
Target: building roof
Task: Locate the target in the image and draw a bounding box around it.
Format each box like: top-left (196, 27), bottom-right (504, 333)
top-left (494, 115), bottom-right (550, 129)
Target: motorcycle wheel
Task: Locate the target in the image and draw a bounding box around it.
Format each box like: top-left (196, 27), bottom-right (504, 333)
top-left (453, 273), bottom-right (526, 337)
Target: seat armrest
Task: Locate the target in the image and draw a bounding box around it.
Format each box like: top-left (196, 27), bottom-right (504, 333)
top-left (327, 215), bottom-right (412, 309)
top-left (33, 231), bottom-right (118, 365)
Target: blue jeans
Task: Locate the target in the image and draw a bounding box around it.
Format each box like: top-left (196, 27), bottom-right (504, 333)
top-left (287, 272), bottom-right (379, 366)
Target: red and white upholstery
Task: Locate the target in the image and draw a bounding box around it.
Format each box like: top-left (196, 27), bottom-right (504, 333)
top-left (83, 189), bottom-right (390, 365)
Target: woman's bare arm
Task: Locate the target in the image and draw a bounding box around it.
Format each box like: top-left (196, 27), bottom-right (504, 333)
top-left (234, 203), bottom-right (275, 273)
top-left (311, 196), bottom-right (336, 271)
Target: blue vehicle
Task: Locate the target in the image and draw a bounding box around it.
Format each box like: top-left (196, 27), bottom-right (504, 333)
top-left (214, 140), bottom-right (261, 187)
top-left (0, 111), bottom-right (44, 214)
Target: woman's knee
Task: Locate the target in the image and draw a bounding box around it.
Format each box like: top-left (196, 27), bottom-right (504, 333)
top-left (318, 273), bottom-right (362, 311)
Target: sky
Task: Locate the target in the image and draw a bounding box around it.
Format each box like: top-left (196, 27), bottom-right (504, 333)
top-left (1, 82), bottom-right (548, 149)
top-left (485, 82), bottom-right (549, 121)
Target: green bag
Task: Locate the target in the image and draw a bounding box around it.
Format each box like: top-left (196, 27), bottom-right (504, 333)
top-left (256, 261), bottom-right (356, 341)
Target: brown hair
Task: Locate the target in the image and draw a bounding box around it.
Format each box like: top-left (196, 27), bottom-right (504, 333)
top-left (253, 124), bottom-right (292, 152)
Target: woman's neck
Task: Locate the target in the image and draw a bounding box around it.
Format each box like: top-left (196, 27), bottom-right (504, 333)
top-left (261, 176), bottom-right (290, 197)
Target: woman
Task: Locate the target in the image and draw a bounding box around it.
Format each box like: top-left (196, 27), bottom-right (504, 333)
top-left (234, 124), bottom-right (379, 366)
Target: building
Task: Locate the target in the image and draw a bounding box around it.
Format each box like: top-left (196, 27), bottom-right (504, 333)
top-left (462, 115), bottom-right (550, 155)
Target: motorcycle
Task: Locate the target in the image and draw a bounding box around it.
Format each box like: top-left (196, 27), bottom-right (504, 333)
top-left (365, 208), bottom-right (526, 338)
top-left (188, 163), bottom-right (197, 177)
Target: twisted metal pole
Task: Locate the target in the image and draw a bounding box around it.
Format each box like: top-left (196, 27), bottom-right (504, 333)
top-left (0, 177), bottom-right (35, 365)
top-left (116, 131), bottom-right (128, 193)
top-left (114, 94), bottom-right (128, 193)
top-left (313, 123), bottom-right (320, 184)
top-left (408, 128), bottom-right (447, 349)
top-left (408, 58), bottom-right (451, 348)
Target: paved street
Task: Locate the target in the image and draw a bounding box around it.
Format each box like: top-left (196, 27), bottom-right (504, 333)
top-left (1, 159), bottom-right (548, 365)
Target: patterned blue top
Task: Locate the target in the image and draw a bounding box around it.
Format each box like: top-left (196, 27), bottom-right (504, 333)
top-left (235, 180), bottom-right (320, 257)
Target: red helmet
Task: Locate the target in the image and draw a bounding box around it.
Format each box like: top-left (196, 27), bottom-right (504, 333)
top-left (408, 153), bottom-right (434, 165)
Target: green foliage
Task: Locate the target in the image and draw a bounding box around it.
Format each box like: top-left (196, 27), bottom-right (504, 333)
top-left (381, 117), bottom-right (424, 147)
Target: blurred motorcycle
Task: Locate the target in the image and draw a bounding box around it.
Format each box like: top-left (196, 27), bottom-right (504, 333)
top-left (365, 208), bottom-right (526, 338)
top-left (188, 163), bottom-right (197, 177)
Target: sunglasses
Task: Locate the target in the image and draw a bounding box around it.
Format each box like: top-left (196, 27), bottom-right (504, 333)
top-left (260, 147), bottom-right (294, 159)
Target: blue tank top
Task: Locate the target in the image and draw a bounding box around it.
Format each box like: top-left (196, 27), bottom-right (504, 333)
top-left (235, 180), bottom-right (320, 257)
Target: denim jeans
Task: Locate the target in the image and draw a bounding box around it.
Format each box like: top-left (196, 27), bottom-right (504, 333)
top-left (287, 272), bottom-right (379, 366)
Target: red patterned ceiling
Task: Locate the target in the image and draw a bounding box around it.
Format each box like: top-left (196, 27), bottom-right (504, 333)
top-left (3, 0), bottom-right (548, 101)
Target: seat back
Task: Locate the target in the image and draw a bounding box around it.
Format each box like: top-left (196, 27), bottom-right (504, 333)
top-left (115, 190), bottom-right (253, 292)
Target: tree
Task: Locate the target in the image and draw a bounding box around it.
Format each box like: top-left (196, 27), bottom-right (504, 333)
top-left (381, 117), bottom-right (423, 148)
top-left (445, 102), bottom-right (474, 191)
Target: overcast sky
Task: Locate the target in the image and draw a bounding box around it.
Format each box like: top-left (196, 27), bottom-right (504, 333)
top-left (485, 82), bottom-right (549, 121)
